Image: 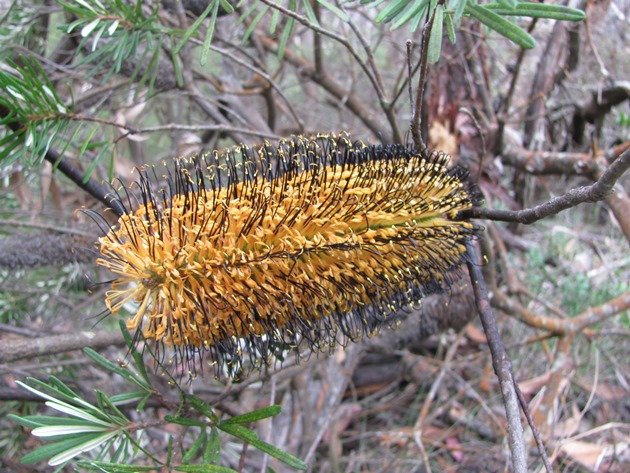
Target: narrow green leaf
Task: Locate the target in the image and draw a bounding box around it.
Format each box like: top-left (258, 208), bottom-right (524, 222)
top-left (409, 4), bottom-right (428, 32)
top-left (465, 3), bottom-right (536, 49)
top-left (204, 426), bottom-right (220, 464)
top-left (21, 432), bottom-right (104, 464)
top-left (188, 395), bottom-right (218, 422)
top-left (278, 2), bottom-right (296, 59)
top-left (427, 5), bottom-right (444, 64)
top-left (316, 0), bottom-right (349, 21)
top-left (8, 414), bottom-right (46, 429)
top-left (445, 11), bottom-right (456, 44)
top-left (175, 465), bottom-right (238, 473)
top-left (217, 423), bottom-right (307, 470)
top-left (13, 415), bottom-right (106, 428)
top-left (182, 428), bottom-right (207, 463)
top-left (301, 0), bottom-right (319, 25)
top-left (391, 0), bottom-right (429, 30)
top-left (81, 18), bottom-right (101, 38)
top-left (165, 415), bottom-right (208, 427)
top-left (200, 1), bottom-right (220, 65)
top-left (242, 6), bottom-right (269, 43)
top-left (484, 2), bottom-right (586, 21)
top-left (496, 0), bottom-right (517, 9)
top-left (221, 405), bottom-right (281, 425)
top-left (49, 431), bottom-right (118, 466)
top-left (174, 0), bottom-right (216, 55)
top-left (107, 391), bottom-right (148, 405)
top-left (0, 133), bottom-right (22, 163)
top-left (269, 9), bottom-right (280, 34)
top-left (137, 394), bottom-right (151, 411)
top-left (83, 347), bottom-right (148, 390)
top-left (94, 390), bottom-right (129, 424)
top-left (76, 461), bottom-right (158, 472)
top-left (218, 0), bottom-right (234, 13)
top-left (83, 347), bottom-right (127, 377)
top-left (375, 0), bottom-right (408, 23)
top-left (32, 424), bottom-right (109, 437)
top-left (120, 325), bottom-right (151, 388)
top-left (167, 436), bottom-right (174, 466)
top-left (18, 378), bottom-right (79, 406)
top-left (454, 0), bottom-right (468, 25)
top-left (77, 125), bottom-right (98, 162)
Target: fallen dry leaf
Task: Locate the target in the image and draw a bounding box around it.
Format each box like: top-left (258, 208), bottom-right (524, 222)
top-left (560, 440), bottom-right (608, 471)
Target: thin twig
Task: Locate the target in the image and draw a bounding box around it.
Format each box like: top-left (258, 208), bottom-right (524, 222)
top-left (514, 380), bottom-right (553, 473)
top-left (203, 42), bottom-right (305, 133)
top-left (256, 0), bottom-right (383, 109)
top-left (0, 218), bottom-right (96, 237)
top-left (0, 104), bottom-right (125, 216)
top-left (466, 240), bottom-right (527, 473)
top-left (463, 148), bottom-right (630, 223)
top-left (410, 12), bottom-right (435, 154)
top-left (257, 34), bottom-right (387, 141)
top-left (459, 107), bottom-right (486, 183)
top-left (495, 18), bottom-right (538, 153)
top-left (406, 40), bottom-right (414, 113)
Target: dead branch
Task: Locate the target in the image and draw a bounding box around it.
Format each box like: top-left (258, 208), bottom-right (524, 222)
top-left (466, 241), bottom-right (527, 473)
top-left (501, 145), bottom-right (599, 176)
top-left (464, 148), bottom-right (630, 225)
top-left (0, 232), bottom-right (94, 269)
top-left (0, 330), bottom-right (125, 363)
top-left (493, 290), bottom-right (630, 336)
top-left (410, 12), bottom-right (435, 153)
top-left (572, 81), bottom-right (630, 144)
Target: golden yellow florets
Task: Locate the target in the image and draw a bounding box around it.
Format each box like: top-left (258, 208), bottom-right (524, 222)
top-left (95, 135), bottom-right (479, 376)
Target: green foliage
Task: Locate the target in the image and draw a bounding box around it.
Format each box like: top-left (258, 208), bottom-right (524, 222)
top-left (617, 111), bottom-right (630, 129)
top-left (0, 57), bottom-right (112, 174)
top-left (366, 0), bottom-right (586, 61)
top-left (0, 0), bottom-right (588, 170)
top-left (60, 0), bottom-right (164, 87)
top-left (524, 231), bottom-right (629, 317)
top-left (9, 324), bottom-right (307, 470)
top-left (0, 58), bottom-right (69, 165)
top-left (173, 0), bottom-right (234, 65)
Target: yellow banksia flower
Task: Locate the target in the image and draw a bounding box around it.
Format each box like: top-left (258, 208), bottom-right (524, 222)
top-left (94, 135), bottom-right (480, 377)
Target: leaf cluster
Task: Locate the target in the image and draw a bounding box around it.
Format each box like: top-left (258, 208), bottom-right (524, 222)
top-left (0, 58), bottom-right (112, 175)
top-left (365, 0), bottom-right (585, 61)
top-left (9, 323), bottom-right (307, 471)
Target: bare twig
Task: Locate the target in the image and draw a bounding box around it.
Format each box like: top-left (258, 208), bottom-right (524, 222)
top-left (459, 107), bottom-right (486, 182)
top-left (257, 35), bottom-right (388, 141)
top-left (495, 19), bottom-right (538, 153)
top-left (410, 12), bottom-right (435, 154)
top-left (466, 240), bottom-right (527, 473)
top-left (463, 148), bottom-right (630, 224)
top-left (514, 380), bottom-right (553, 473)
top-left (256, 0), bottom-right (384, 109)
top-left (204, 42), bottom-right (305, 133)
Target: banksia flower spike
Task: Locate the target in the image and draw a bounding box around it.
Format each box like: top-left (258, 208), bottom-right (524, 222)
top-left (93, 134), bottom-right (480, 378)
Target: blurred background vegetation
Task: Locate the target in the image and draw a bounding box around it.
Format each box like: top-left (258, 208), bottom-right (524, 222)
top-left (0, 0), bottom-right (628, 471)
